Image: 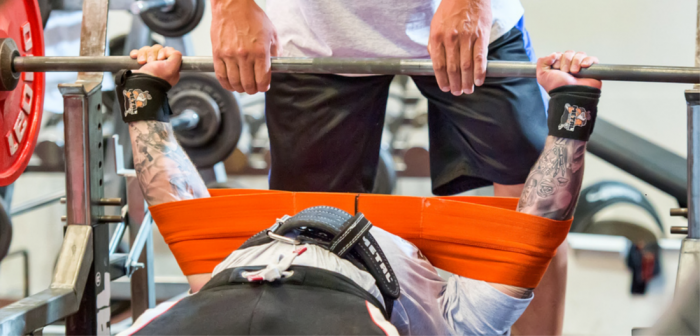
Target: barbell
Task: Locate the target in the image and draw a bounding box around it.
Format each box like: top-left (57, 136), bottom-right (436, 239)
top-left (3, 29), bottom-right (700, 186)
top-left (7, 53), bottom-right (700, 84)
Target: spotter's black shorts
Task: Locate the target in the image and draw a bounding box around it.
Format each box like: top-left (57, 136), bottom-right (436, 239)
top-left (266, 18), bottom-right (547, 195)
top-left (129, 266), bottom-right (391, 335)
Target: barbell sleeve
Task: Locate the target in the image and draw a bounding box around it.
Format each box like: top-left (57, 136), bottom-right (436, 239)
top-left (10, 56), bottom-right (700, 84)
top-left (130, 0), bottom-right (175, 15)
top-left (171, 109), bottom-right (200, 131)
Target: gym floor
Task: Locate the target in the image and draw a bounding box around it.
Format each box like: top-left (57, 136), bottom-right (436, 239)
top-left (0, 0), bottom-right (697, 335)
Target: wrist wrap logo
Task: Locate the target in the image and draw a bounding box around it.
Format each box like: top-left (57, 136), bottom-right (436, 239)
top-left (558, 103), bottom-right (591, 132)
top-left (123, 89), bottom-right (152, 117)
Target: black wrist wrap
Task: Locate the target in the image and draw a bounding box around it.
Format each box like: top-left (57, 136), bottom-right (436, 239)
top-left (547, 85), bottom-right (601, 141)
top-left (115, 70), bottom-right (173, 123)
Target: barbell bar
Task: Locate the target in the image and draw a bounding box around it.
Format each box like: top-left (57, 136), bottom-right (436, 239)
top-left (10, 55), bottom-right (700, 84)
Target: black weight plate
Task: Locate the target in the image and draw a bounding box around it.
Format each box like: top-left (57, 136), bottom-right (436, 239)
top-left (108, 34), bottom-right (158, 57)
top-left (0, 194), bottom-right (12, 263)
top-left (170, 90), bottom-right (221, 147)
top-left (140, 0), bottom-right (205, 37)
top-left (37, 0), bottom-right (51, 27)
top-left (0, 184), bottom-right (14, 209)
top-left (169, 73), bottom-right (242, 168)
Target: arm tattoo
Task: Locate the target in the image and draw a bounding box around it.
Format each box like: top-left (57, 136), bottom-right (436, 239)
top-left (517, 136), bottom-right (586, 220)
top-left (129, 121), bottom-right (210, 206)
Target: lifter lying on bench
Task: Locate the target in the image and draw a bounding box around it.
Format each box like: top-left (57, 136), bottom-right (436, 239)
top-left (116, 46), bottom-right (601, 335)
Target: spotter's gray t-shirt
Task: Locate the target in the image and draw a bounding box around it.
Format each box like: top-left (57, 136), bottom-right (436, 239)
top-left (213, 227), bottom-right (533, 335)
top-left (266, 0), bottom-right (525, 58)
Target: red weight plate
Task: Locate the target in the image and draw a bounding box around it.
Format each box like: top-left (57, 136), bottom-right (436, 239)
top-left (0, 0), bottom-right (45, 186)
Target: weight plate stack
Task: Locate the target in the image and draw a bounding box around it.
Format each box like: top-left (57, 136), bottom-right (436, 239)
top-left (170, 73), bottom-right (242, 168)
top-left (140, 0), bottom-right (205, 37)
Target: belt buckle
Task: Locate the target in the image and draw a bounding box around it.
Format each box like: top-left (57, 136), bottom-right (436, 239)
top-left (267, 231), bottom-right (300, 246)
top-left (268, 215), bottom-right (291, 233)
top-left (267, 215), bottom-right (298, 245)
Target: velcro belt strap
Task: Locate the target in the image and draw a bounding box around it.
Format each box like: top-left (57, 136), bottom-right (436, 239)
top-left (329, 213), bottom-right (372, 257)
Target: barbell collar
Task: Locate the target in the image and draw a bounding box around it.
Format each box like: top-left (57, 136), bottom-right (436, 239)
top-left (0, 38), bottom-right (20, 91)
top-left (171, 109), bottom-right (200, 131)
top-left (10, 56), bottom-right (700, 84)
top-left (130, 0), bottom-right (175, 15)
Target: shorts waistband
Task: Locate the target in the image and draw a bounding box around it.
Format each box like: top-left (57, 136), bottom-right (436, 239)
top-left (202, 265), bottom-right (387, 316)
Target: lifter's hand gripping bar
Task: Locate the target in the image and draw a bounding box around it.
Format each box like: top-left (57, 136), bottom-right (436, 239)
top-left (10, 55), bottom-right (700, 84)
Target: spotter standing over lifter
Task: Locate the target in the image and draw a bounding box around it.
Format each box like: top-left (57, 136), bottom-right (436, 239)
top-left (208, 0), bottom-right (570, 332)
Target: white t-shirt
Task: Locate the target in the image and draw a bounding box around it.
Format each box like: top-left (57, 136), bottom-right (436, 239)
top-left (266, 0), bottom-right (525, 58)
top-left (213, 227), bottom-right (532, 336)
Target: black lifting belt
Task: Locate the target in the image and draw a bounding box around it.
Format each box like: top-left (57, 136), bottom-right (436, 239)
top-left (240, 206), bottom-right (401, 318)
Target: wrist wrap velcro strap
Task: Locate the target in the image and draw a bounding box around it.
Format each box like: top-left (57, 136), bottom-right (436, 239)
top-left (115, 70), bottom-right (173, 123)
top-left (547, 85), bottom-right (601, 141)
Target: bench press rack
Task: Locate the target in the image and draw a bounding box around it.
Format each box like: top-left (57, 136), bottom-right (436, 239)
top-left (0, 0), bottom-right (162, 334)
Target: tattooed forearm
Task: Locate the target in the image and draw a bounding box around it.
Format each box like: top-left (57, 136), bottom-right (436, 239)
top-left (129, 121), bottom-right (210, 206)
top-left (516, 136), bottom-right (586, 220)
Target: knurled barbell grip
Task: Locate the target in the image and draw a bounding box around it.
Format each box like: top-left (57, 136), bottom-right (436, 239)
top-left (10, 55), bottom-right (700, 84)
top-left (10, 56), bottom-right (438, 74)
